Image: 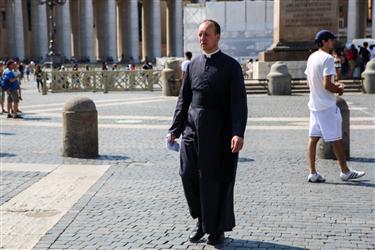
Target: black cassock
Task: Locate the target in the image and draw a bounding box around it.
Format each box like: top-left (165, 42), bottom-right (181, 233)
top-left (169, 50), bottom-right (248, 234)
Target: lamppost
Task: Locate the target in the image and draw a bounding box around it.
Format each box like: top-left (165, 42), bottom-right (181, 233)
top-left (39, 0), bottom-right (67, 68)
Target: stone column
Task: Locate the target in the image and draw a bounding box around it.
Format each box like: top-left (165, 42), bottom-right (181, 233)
top-left (0, 22), bottom-right (3, 57)
top-left (22, 0), bottom-right (31, 60)
top-left (94, 0), bottom-right (105, 61)
top-left (13, 0), bottom-right (25, 60)
top-left (31, 0), bottom-right (48, 62)
top-left (5, 0), bottom-right (15, 58)
top-left (347, 0), bottom-right (366, 42)
top-left (79, 0), bottom-right (94, 62)
top-left (119, 0), bottom-right (139, 63)
top-left (167, 0), bottom-right (183, 57)
top-left (6, 0), bottom-right (26, 60)
top-left (142, 0), bottom-right (161, 61)
top-left (105, 0), bottom-right (117, 62)
top-left (56, 1), bottom-right (72, 61)
top-left (70, 0), bottom-right (80, 60)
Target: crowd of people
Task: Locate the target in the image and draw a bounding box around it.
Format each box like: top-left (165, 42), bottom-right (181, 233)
top-left (332, 42), bottom-right (375, 80)
top-left (242, 42), bottom-right (374, 80)
top-left (0, 59), bottom-right (47, 118)
top-left (0, 60), bottom-right (27, 119)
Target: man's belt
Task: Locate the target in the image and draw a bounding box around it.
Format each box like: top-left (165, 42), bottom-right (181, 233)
top-left (191, 90), bottom-right (223, 110)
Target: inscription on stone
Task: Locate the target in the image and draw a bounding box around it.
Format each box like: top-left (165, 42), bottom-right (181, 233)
top-left (284, 1), bottom-right (336, 28)
top-left (278, 0), bottom-right (338, 42)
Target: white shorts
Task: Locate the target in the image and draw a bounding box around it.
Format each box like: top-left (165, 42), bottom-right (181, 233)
top-left (309, 106), bottom-right (342, 142)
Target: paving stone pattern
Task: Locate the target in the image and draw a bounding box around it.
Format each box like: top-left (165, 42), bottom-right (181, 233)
top-left (0, 171), bottom-right (48, 206)
top-left (1, 87), bottom-right (374, 249)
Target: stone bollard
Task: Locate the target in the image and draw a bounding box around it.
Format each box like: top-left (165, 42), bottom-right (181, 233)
top-left (162, 59), bottom-right (181, 96)
top-left (361, 60), bottom-right (375, 93)
top-left (317, 97), bottom-right (350, 160)
top-left (63, 96), bottom-right (98, 158)
top-left (266, 61), bottom-right (291, 95)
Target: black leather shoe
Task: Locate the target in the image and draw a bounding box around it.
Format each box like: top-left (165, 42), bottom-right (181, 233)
top-left (207, 232), bottom-right (225, 245)
top-left (188, 222), bottom-right (205, 243)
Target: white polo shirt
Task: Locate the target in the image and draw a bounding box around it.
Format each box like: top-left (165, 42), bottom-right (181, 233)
top-left (304, 50), bottom-right (336, 111)
top-left (181, 60), bottom-right (191, 72)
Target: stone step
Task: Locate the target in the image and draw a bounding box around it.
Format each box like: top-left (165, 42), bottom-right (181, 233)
top-left (246, 90), bottom-right (268, 94)
top-left (245, 81), bottom-right (363, 94)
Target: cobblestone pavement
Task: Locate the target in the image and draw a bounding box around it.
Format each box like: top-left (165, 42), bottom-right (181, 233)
top-left (1, 84), bottom-right (374, 250)
top-left (0, 170), bottom-right (48, 206)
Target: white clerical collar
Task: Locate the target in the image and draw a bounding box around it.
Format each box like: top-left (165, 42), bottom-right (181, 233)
top-left (203, 48), bottom-right (220, 58)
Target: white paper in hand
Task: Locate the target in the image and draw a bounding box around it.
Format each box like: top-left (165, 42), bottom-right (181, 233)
top-left (166, 140), bottom-right (180, 152)
top-left (165, 133), bottom-right (180, 152)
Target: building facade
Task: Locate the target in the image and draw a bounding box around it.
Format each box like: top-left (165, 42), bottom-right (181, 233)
top-left (0, 0), bottom-right (185, 63)
top-left (0, 0), bottom-right (373, 63)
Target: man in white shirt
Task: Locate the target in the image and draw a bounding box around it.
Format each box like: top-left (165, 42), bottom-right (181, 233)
top-left (305, 30), bottom-right (365, 182)
top-left (370, 45), bottom-right (375, 60)
top-left (180, 51), bottom-right (192, 79)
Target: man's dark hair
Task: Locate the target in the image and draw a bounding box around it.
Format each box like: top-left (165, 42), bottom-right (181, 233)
top-left (202, 19), bottom-right (221, 34)
top-left (185, 51), bottom-right (192, 60)
top-left (316, 37), bottom-right (332, 48)
top-left (316, 40), bottom-right (326, 48)
top-left (6, 60), bottom-right (15, 68)
top-left (363, 42), bottom-right (368, 47)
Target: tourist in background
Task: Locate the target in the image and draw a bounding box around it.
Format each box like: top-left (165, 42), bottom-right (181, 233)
top-left (3, 60), bottom-right (22, 119)
top-left (102, 62), bottom-right (108, 71)
top-left (340, 48), bottom-right (349, 78)
top-left (0, 61), bottom-right (7, 114)
top-left (181, 51), bottom-right (192, 79)
top-left (72, 63), bottom-right (80, 88)
top-left (246, 58), bottom-right (254, 79)
top-left (142, 57), bottom-right (153, 70)
top-left (25, 64), bottom-right (30, 81)
top-left (332, 50), bottom-right (341, 80)
top-left (358, 42), bottom-right (370, 73)
top-left (346, 44), bottom-right (358, 78)
top-left (16, 63), bottom-right (23, 101)
top-left (370, 45), bottom-right (375, 60)
top-left (83, 65), bottom-right (91, 88)
top-left (35, 64), bottom-right (43, 92)
top-left (18, 63), bottom-right (24, 80)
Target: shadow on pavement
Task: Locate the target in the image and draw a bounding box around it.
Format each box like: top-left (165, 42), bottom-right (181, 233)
top-left (0, 152), bottom-right (17, 157)
top-left (22, 117), bottom-right (51, 121)
top-left (348, 157), bottom-right (375, 163)
top-left (215, 238), bottom-right (307, 249)
top-left (97, 155), bottom-right (130, 161)
top-left (238, 157), bottom-right (255, 163)
top-left (0, 132), bottom-right (16, 136)
top-left (323, 180), bottom-right (375, 188)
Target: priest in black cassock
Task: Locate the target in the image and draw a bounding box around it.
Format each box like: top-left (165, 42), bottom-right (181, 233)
top-left (167, 19), bottom-right (248, 245)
